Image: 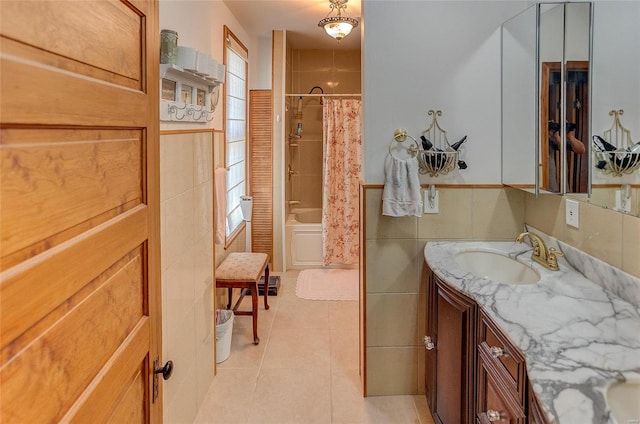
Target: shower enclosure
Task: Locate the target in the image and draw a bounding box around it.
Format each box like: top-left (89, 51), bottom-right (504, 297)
top-left (285, 95), bottom-right (325, 268)
top-left (282, 48), bottom-right (362, 270)
top-left (284, 94), bottom-right (363, 269)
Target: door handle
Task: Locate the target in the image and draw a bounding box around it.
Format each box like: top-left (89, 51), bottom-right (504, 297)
top-left (152, 357), bottom-right (174, 403)
top-left (154, 360), bottom-right (174, 380)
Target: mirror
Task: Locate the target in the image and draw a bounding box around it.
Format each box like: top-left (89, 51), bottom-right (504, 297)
top-left (580, 1), bottom-right (640, 216)
top-left (502, 1), bottom-right (640, 217)
top-left (539, 3), bottom-right (591, 195)
top-left (502, 5), bottom-right (537, 191)
top-left (501, 3), bottom-right (591, 194)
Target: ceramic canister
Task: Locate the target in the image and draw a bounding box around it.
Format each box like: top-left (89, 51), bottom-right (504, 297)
top-left (160, 29), bottom-right (178, 64)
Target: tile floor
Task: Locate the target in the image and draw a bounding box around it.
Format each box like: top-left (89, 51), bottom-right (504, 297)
top-left (194, 270), bottom-right (435, 424)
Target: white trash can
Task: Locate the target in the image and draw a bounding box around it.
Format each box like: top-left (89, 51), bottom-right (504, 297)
top-left (215, 309), bottom-right (234, 363)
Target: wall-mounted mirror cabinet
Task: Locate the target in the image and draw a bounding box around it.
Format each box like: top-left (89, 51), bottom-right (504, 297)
top-left (502, 2), bottom-right (592, 195)
top-left (502, 0), bottom-right (640, 216)
top-left (502, 2), bottom-right (639, 216)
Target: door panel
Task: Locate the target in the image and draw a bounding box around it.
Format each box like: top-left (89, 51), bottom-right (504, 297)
top-left (0, 0), bottom-right (161, 422)
top-left (1, 1), bottom-right (143, 86)
top-left (1, 208), bottom-right (148, 348)
top-left (107, 367), bottom-right (147, 424)
top-left (0, 50), bottom-right (149, 126)
top-left (1, 128), bottom-right (144, 266)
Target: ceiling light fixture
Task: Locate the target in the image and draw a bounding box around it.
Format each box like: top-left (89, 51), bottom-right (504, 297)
top-left (318, 0), bottom-right (359, 42)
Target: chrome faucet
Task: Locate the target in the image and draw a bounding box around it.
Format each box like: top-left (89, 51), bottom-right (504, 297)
top-left (515, 231), bottom-right (564, 271)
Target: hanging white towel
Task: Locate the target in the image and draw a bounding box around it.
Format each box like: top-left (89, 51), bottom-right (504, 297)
top-left (214, 167), bottom-right (227, 245)
top-left (382, 155), bottom-right (423, 217)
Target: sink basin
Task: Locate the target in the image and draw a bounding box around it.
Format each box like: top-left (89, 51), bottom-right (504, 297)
top-left (606, 381), bottom-right (640, 424)
top-left (455, 250), bottom-right (540, 285)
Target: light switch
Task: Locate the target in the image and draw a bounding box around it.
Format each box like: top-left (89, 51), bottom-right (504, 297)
top-left (566, 199), bottom-right (579, 228)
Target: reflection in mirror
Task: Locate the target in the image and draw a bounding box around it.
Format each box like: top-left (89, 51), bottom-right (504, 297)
top-left (502, 5), bottom-right (537, 190)
top-left (585, 1), bottom-right (640, 217)
top-left (542, 61), bottom-right (589, 192)
top-left (539, 3), bottom-right (591, 194)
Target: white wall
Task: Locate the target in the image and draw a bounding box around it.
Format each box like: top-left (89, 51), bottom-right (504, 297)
top-left (250, 36), bottom-right (273, 89)
top-left (362, 1), bottom-right (529, 184)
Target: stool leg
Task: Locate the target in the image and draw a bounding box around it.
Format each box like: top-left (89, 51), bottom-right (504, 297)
top-left (227, 288), bottom-right (232, 310)
top-left (251, 284), bottom-right (259, 344)
top-left (263, 265), bottom-right (270, 310)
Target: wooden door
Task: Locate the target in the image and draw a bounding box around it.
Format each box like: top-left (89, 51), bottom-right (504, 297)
top-left (0, 1), bottom-right (162, 422)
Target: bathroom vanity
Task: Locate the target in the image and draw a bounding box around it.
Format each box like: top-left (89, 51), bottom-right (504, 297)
top-left (423, 241), bottom-right (640, 424)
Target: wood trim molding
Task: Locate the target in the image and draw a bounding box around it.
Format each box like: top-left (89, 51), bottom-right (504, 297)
top-left (592, 183), bottom-right (640, 188)
top-left (361, 183), bottom-right (511, 189)
top-left (224, 221), bottom-right (246, 250)
top-left (159, 128), bottom-right (221, 135)
top-left (360, 184), bottom-right (367, 397)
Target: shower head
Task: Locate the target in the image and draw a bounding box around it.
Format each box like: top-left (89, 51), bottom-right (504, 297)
top-left (309, 86), bottom-right (324, 105)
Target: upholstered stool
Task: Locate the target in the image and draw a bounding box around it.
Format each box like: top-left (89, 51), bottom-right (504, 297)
top-left (215, 252), bottom-right (270, 344)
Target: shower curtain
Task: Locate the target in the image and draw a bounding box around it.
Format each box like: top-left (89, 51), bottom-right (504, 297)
top-left (322, 98), bottom-right (362, 266)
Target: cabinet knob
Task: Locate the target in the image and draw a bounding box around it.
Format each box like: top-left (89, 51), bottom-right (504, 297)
top-left (486, 409), bottom-right (501, 421)
top-left (490, 346), bottom-right (505, 358)
top-left (423, 336), bottom-right (435, 350)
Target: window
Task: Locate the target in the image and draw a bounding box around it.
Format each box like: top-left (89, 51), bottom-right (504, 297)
top-left (224, 27), bottom-right (248, 239)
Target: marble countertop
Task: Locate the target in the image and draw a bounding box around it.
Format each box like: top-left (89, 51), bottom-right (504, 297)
top-left (424, 241), bottom-right (640, 424)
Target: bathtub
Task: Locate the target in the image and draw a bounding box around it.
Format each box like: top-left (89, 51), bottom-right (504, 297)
top-left (286, 208), bottom-right (323, 268)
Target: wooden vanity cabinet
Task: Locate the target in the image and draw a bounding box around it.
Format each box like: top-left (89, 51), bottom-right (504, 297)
top-left (425, 270), bottom-right (477, 424)
top-left (425, 269), bottom-right (549, 424)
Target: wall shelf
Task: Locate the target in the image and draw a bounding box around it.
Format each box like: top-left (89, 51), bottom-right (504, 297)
top-left (160, 63), bottom-right (223, 123)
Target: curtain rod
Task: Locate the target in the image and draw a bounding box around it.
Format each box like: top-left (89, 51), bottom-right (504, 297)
top-left (285, 93), bottom-right (361, 97)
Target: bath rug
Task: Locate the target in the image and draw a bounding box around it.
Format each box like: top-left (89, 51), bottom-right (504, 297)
top-left (296, 269), bottom-right (359, 301)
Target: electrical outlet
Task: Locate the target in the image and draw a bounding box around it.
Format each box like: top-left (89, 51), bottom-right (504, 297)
top-left (423, 189), bottom-right (439, 214)
top-left (566, 199), bottom-right (580, 228)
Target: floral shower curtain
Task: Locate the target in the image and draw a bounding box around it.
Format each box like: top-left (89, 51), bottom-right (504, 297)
top-left (322, 98), bottom-right (362, 266)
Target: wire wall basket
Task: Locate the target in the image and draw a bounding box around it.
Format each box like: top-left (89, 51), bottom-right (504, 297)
top-left (592, 110), bottom-right (640, 176)
top-left (417, 110), bottom-right (467, 177)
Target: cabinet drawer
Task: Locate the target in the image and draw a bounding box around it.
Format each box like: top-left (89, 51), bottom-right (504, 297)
top-left (478, 309), bottom-right (526, 403)
top-left (477, 349), bottom-right (526, 424)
